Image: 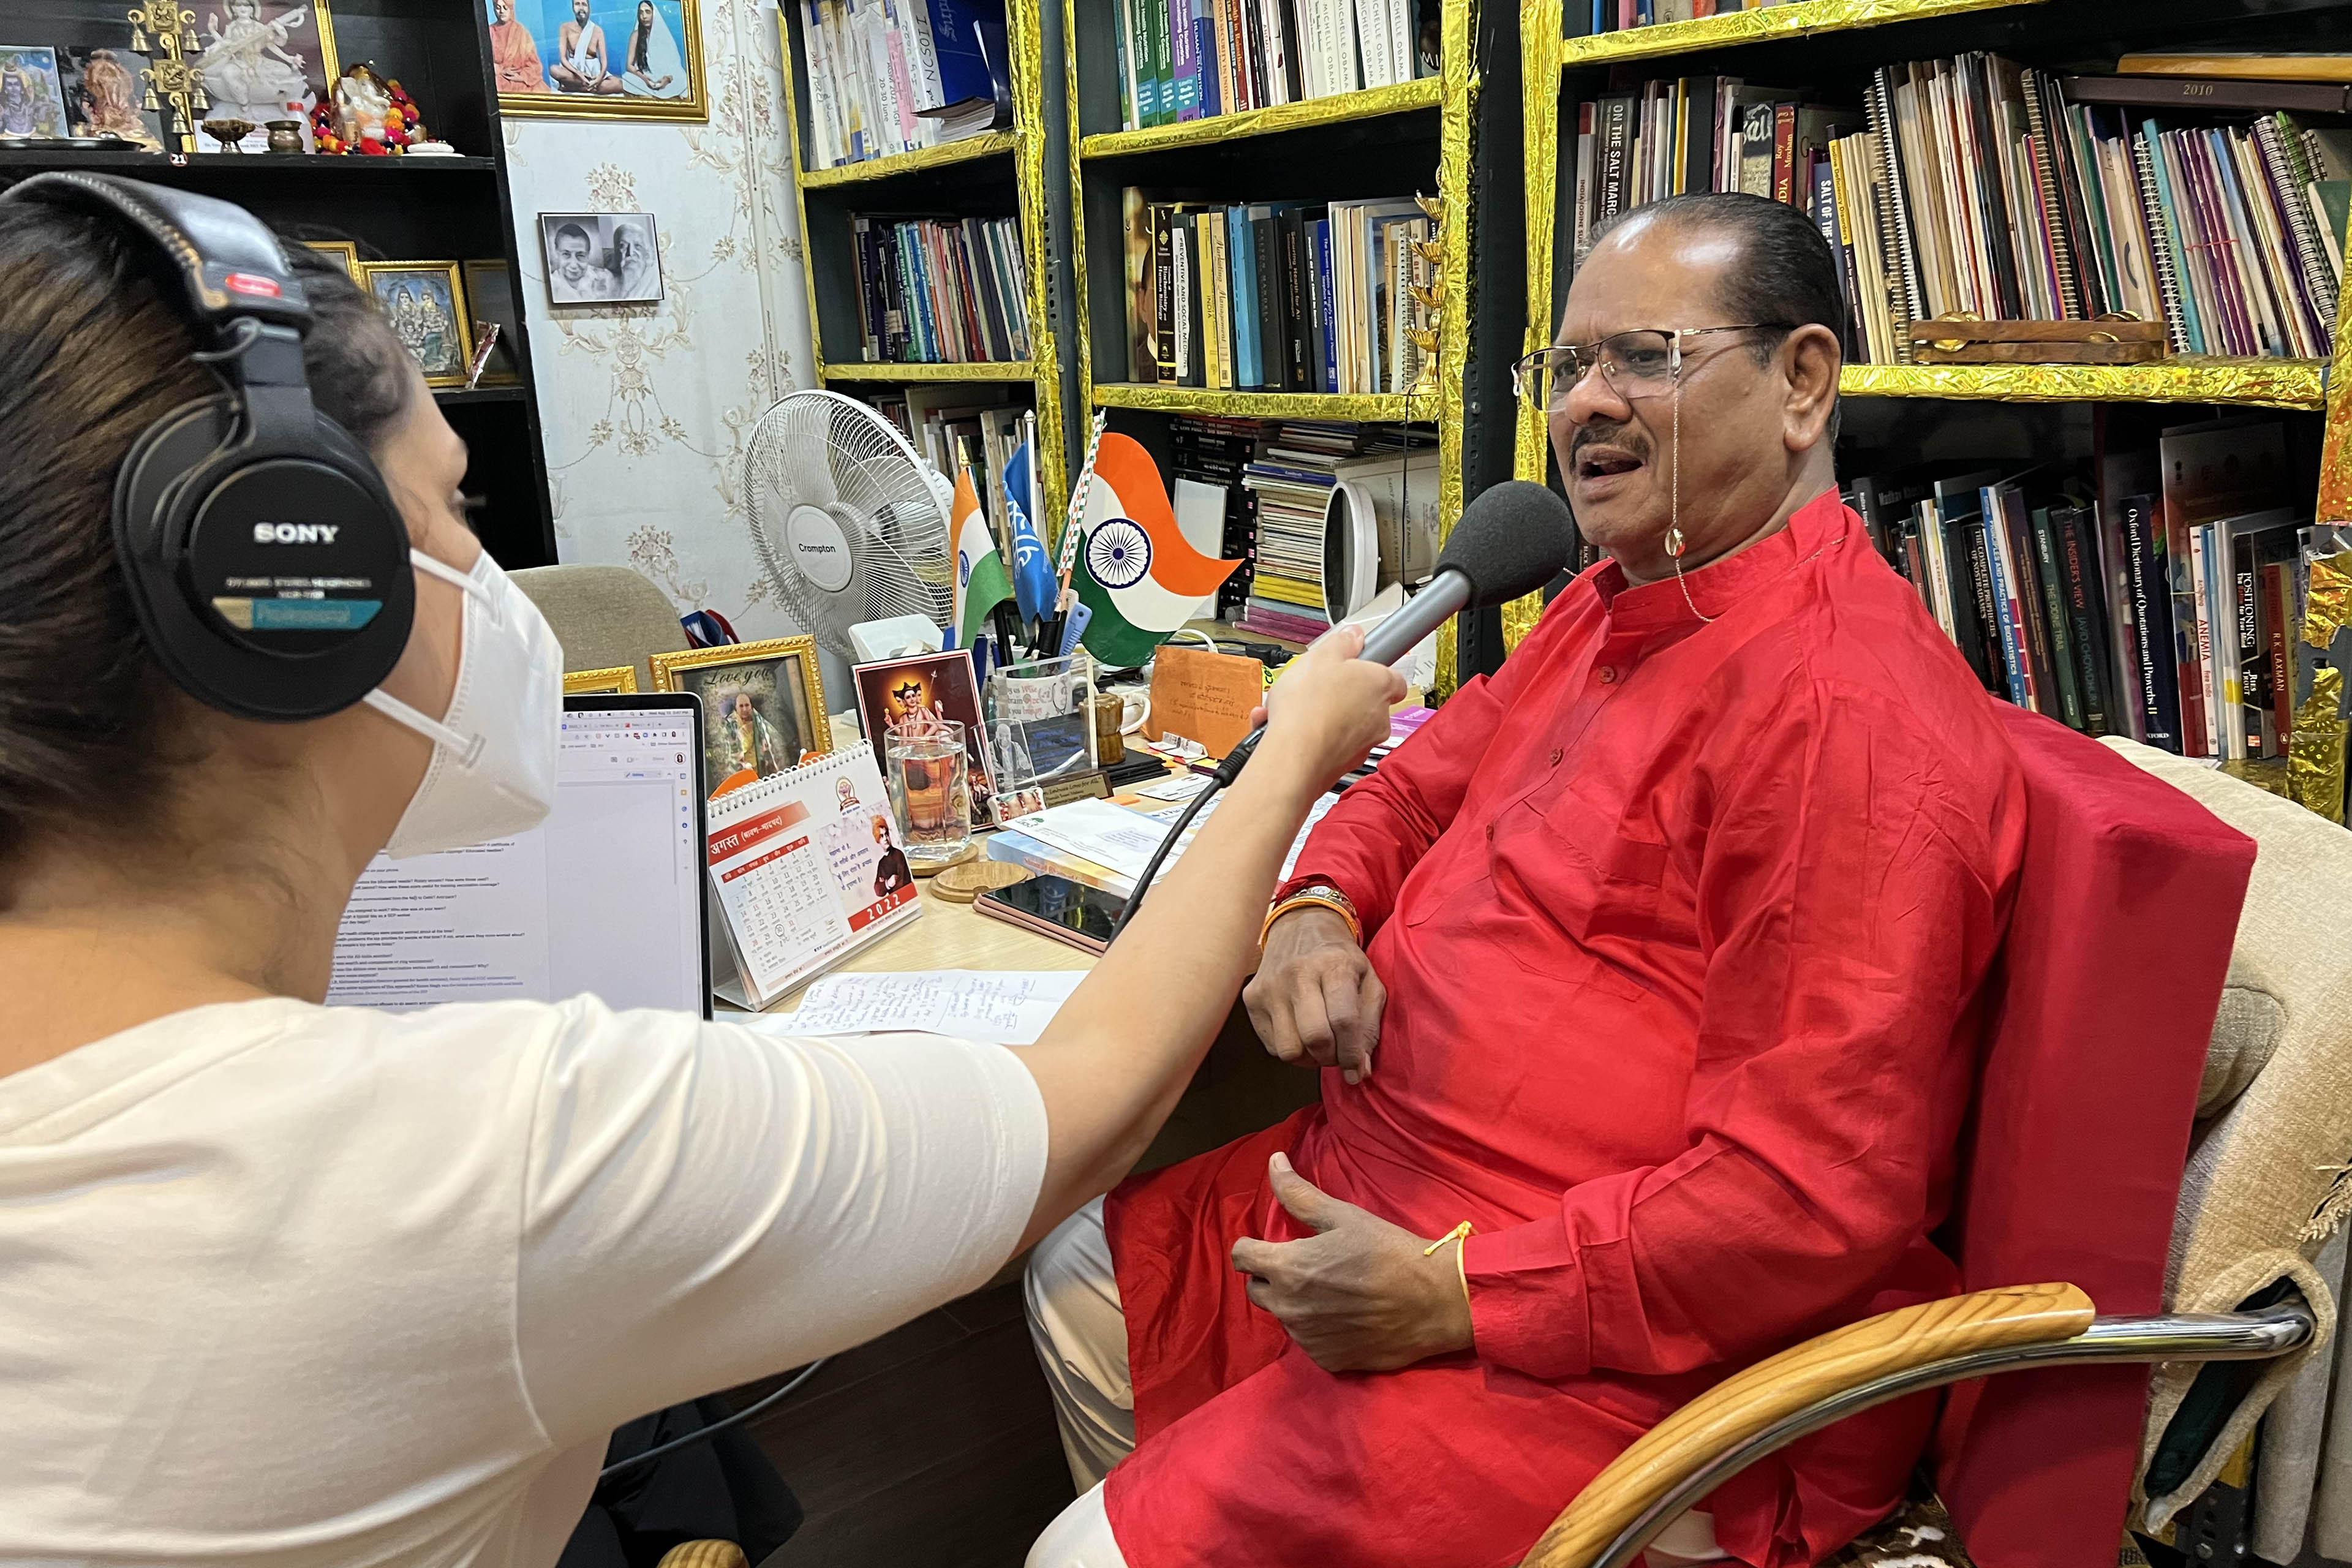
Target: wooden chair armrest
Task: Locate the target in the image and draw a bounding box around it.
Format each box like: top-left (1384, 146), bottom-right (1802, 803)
top-left (1517, 1282), bottom-right (2097, 1568)
top-left (654, 1542), bottom-right (749, 1568)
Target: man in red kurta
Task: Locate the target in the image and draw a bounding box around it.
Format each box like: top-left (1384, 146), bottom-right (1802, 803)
top-left (1023, 193), bottom-right (2026, 1568)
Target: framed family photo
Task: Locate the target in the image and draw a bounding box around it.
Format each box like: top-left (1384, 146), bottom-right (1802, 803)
top-left (851, 649), bottom-right (1003, 826)
top-left (360, 260), bottom-right (473, 388)
top-left (538, 212), bottom-right (663, 307)
top-left (487, 0), bottom-right (704, 121)
top-left (651, 637), bottom-right (831, 797)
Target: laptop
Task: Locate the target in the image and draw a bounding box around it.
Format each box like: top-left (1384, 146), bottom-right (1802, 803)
top-left (326, 693), bottom-right (712, 1019)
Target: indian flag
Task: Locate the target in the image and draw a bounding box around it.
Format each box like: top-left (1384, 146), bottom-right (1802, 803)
top-left (948, 467), bottom-right (1012, 650)
top-left (1074, 434), bottom-right (1243, 668)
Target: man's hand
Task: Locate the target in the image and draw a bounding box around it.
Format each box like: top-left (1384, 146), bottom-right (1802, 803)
top-left (1245, 908), bottom-right (1384, 1082)
top-left (1229, 1152), bottom-right (1474, 1374)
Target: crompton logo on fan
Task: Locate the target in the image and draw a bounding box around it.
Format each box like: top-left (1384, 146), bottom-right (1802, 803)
top-left (254, 523), bottom-right (341, 545)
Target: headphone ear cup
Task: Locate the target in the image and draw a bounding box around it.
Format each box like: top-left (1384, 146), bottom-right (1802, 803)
top-left (113, 399), bottom-right (417, 722)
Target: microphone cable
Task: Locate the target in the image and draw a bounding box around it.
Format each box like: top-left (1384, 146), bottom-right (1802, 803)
top-left (597, 1356), bottom-right (831, 1480)
top-left (1106, 728), bottom-right (1265, 941)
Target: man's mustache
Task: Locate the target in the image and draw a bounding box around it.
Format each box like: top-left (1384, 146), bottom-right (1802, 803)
top-left (1570, 424), bottom-right (1652, 466)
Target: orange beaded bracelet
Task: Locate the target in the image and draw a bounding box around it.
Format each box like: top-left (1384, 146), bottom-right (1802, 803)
top-left (1259, 883), bottom-right (1363, 952)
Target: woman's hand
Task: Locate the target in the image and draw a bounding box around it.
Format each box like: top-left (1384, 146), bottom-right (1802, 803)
top-left (1254, 626), bottom-right (1403, 794)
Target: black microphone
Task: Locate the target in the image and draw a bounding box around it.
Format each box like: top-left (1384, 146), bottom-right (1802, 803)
top-left (1110, 482), bottom-right (1577, 938)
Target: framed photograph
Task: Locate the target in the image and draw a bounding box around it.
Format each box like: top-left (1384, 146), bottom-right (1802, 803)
top-left (189, 0), bottom-right (341, 151)
top-left (461, 258), bottom-right (524, 384)
top-left (359, 260), bottom-right (473, 389)
top-left (537, 212), bottom-right (662, 307)
top-left (301, 238), bottom-right (364, 282)
top-left (563, 664), bottom-right (638, 695)
top-left (0, 47), bottom-right (72, 139)
top-left (59, 47), bottom-right (164, 149)
top-left (651, 637), bottom-right (831, 797)
top-left (851, 649), bottom-right (1003, 826)
top-left (488, 0), bottom-right (704, 122)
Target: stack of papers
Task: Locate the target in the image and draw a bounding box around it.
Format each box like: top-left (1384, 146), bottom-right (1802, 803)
top-left (747, 970), bottom-right (1086, 1047)
top-left (989, 791), bottom-right (1339, 897)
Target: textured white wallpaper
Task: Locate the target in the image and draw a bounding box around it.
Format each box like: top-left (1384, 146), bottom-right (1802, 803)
top-left (500, 0), bottom-right (816, 640)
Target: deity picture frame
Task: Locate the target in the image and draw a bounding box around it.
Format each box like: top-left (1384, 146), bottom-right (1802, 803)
top-left (651, 637), bottom-right (831, 798)
top-left (186, 0), bottom-right (342, 152)
top-left (358, 260), bottom-right (473, 390)
top-left (484, 0), bottom-right (706, 123)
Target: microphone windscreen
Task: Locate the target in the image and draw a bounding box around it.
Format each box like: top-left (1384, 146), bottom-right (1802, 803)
top-left (1436, 480), bottom-right (1579, 609)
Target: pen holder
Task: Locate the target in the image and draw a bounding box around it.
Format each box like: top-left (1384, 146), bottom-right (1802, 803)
top-left (885, 720), bottom-right (973, 865)
top-left (986, 654), bottom-right (1098, 821)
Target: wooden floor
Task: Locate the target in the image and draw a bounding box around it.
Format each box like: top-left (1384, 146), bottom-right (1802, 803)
top-left (742, 1281), bottom-right (1075, 1568)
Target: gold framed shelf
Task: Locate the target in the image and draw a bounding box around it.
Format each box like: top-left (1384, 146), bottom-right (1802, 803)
top-left (1839, 358), bottom-right (2327, 410)
top-left (1079, 77), bottom-right (1444, 159)
top-left (1557, 0), bottom-right (2043, 67)
top-left (777, 2), bottom-right (1068, 529)
top-left (822, 360), bottom-right (1039, 383)
top-left (797, 130), bottom-right (1020, 189)
top-left (1092, 383), bottom-right (1432, 420)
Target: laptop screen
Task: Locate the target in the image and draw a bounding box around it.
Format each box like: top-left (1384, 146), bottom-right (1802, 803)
top-left (326, 695), bottom-right (710, 1017)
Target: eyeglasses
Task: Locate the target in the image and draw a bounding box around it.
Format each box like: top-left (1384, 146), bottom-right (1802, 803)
top-left (1510, 324), bottom-right (1794, 412)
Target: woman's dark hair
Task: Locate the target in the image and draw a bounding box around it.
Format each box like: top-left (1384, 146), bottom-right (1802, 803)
top-left (0, 197), bottom-right (414, 900)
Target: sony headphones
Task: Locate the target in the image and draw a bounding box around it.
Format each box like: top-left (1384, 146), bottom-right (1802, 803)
top-left (2, 173), bottom-right (414, 721)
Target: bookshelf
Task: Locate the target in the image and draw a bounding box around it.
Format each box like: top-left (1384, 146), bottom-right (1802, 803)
top-left (1061, 0), bottom-right (1481, 686)
top-left (1506, 0), bottom-right (2352, 655)
top-left (774, 0), bottom-right (1076, 532)
top-left (0, 0), bottom-right (558, 571)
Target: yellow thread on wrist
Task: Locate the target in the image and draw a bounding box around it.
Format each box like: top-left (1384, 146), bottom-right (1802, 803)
top-left (1422, 1219), bottom-right (1473, 1256)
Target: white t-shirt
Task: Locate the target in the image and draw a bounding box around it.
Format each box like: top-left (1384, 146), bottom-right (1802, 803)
top-left (0, 995), bottom-right (1049, 1566)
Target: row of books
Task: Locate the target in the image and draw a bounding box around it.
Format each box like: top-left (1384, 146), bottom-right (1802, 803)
top-left (1109, 0), bottom-right (1434, 132)
top-left (1122, 191), bottom-right (1434, 393)
top-left (796, 0), bottom-right (1009, 167)
top-left (1573, 0), bottom-right (1792, 39)
top-left (1850, 415), bottom-right (2312, 763)
top-left (848, 214), bottom-right (1033, 364)
top-left (864, 385), bottom-right (1031, 565)
top-left (1564, 59), bottom-right (2351, 365)
top-left (1169, 415), bottom-right (1273, 617)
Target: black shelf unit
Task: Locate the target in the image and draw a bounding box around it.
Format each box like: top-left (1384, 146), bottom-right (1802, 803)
top-left (0, 0), bottom-right (557, 571)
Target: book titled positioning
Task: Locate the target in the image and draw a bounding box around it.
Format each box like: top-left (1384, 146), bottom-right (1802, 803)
top-left (849, 214), bottom-right (1033, 363)
top-left (798, 0), bottom-right (1012, 167)
top-left (1107, 0), bottom-right (1434, 132)
top-left (1123, 190), bottom-right (1435, 393)
top-left (1565, 57), bottom-right (2350, 366)
top-left (705, 748), bottom-right (923, 1011)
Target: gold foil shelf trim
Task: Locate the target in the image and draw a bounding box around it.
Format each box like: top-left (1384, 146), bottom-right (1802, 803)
top-left (2290, 666), bottom-right (2348, 824)
top-left (1079, 77), bottom-right (1444, 159)
top-left (1092, 382), bottom-right (1428, 420)
top-left (799, 131), bottom-right (1020, 189)
top-left (823, 361), bottom-right (1039, 382)
top-left (1558, 0), bottom-right (2043, 67)
top-left (1839, 357), bottom-right (2326, 408)
top-left (2305, 551), bottom-right (2352, 650)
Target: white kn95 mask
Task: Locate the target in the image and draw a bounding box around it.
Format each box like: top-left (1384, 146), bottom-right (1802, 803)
top-left (362, 548), bottom-right (562, 859)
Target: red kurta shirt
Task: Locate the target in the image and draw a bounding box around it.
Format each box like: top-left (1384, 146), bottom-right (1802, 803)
top-left (1102, 490), bottom-right (2028, 1568)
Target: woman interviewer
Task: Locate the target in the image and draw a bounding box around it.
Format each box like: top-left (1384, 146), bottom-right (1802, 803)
top-left (0, 195), bottom-right (1403, 1562)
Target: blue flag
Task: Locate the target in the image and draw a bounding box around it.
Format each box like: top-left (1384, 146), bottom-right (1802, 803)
top-left (1003, 441), bottom-right (1055, 621)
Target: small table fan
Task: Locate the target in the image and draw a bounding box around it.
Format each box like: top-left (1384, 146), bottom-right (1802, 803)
top-left (742, 390), bottom-right (956, 661)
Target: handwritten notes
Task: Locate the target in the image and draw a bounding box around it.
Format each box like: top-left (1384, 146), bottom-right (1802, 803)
top-left (750, 970), bottom-right (1087, 1046)
top-left (1145, 645), bottom-right (1264, 757)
